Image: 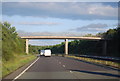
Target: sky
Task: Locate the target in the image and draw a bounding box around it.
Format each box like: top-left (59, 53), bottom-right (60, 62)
top-left (2, 1), bottom-right (119, 46)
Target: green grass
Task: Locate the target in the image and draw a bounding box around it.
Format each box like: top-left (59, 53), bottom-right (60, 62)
top-left (2, 54), bottom-right (36, 77)
top-left (66, 55), bottom-right (120, 69)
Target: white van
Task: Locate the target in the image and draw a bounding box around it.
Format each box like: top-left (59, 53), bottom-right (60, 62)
top-left (44, 49), bottom-right (51, 57)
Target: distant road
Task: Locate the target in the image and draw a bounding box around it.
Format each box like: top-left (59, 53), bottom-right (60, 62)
top-left (4, 56), bottom-right (120, 80)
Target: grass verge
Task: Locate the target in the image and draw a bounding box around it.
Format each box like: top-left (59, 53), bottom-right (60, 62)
top-left (66, 55), bottom-right (120, 69)
top-left (2, 54), bottom-right (36, 77)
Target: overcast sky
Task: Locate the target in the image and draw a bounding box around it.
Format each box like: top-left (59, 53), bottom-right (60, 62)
top-left (2, 1), bottom-right (119, 46)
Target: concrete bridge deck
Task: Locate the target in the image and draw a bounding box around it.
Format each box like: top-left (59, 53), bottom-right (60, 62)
top-left (21, 36), bottom-right (103, 40)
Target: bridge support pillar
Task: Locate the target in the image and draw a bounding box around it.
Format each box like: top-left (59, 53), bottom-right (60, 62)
top-left (65, 39), bottom-right (68, 55)
top-left (26, 39), bottom-right (29, 54)
top-left (103, 40), bottom-right (107, 56)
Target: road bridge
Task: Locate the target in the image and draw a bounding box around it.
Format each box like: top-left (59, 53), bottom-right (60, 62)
top-left (21, 36), bottom-right (104, 55)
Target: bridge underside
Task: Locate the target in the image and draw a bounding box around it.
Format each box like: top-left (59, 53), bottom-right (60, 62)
top-left (21, 36), bottom-right (104, 55)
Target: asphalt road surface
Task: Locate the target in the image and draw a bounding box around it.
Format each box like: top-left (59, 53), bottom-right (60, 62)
top-left (16, 56), bottom-right (120, 79)
top-left (4, 56), bottom-right (120, 81)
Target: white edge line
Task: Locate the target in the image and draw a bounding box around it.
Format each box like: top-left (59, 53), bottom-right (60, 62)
top-left (12, 57), bottom-right (40, 81)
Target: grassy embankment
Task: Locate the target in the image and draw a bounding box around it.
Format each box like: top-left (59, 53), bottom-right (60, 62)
top-left (1, 22), bottom-right (37, 77)
top-left (66, 55), bottom-right (120, 69)
top-left (2, 54), bottom-right (36, 77)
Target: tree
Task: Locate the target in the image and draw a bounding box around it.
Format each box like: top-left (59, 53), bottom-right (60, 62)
top-left (2, 22), bottom-right (26, 61)
top-left (104, 29), bottom-right (117, 39)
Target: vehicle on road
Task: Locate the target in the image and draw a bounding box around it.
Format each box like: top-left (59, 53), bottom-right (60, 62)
top-left (44, 49), bottom-right (51, 57)
top-left (40, 50), bottom-right (45, 56)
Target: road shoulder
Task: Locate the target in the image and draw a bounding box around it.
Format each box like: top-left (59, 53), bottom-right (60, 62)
top-left (3, 57), bottom-right (38, 79)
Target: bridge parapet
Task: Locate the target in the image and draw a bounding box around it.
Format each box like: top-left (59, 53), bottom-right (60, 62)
top-left (21, 36), bottom-right (103, 40)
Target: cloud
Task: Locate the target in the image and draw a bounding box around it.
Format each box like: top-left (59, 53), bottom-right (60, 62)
top-left (70, 23), bottom-right (109, 32)
top-left (2, 2), bottom-right (118, 20)
top-left (3, 0), bottom-right (77, 2)
top-left (19, 22), bottom-right (61, 25)
top-left (17, 30), bottom-right (85, 37)
top-left (3, 0), bottom-right (120, 2)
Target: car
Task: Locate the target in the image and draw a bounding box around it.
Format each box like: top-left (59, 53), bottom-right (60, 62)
top-left (40, 50), bottom-right (45, 56)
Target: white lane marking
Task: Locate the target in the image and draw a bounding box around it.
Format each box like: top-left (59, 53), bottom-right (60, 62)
top-left (12, 57), bottom-right (40, 81)
top-left (63, 65), bottom-right (65, 67)
top-left (59, 62), bottom-right (61, 64)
